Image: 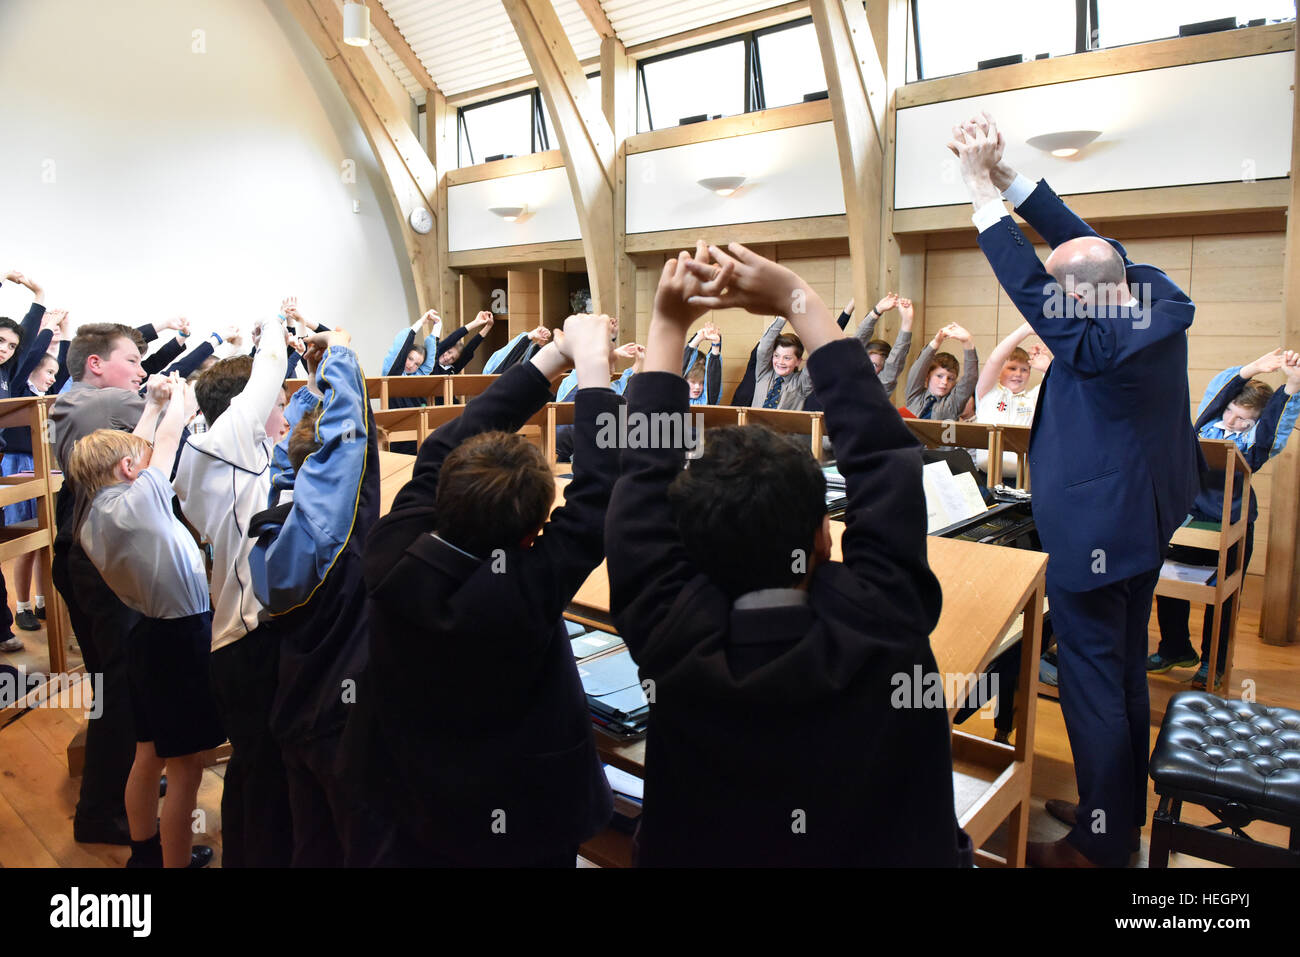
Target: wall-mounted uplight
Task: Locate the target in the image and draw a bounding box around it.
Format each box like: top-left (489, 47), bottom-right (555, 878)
top-left (1025, 130), bottom-right (1101, 158)
top-left (489, 205), bottom-right (528, 222)
top-left (343, 1), bottom-right (371, 47)
top-left (697, 175), bottom-right (747, 197)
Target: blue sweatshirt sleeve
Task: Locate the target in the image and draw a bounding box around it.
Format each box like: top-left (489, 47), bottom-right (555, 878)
top-left (260, 349), bottom-right (368, 614)
top-left (381, 327), bottom-right (409, 377)
top-left (483, 332), bottom-right (527, 374)
top-left (556, 368), bottom-right (580, 402)
top-left (269, 385), bottom-right (323, 492)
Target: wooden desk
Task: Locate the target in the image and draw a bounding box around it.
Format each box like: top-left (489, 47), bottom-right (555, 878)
top-left (559, 476), bottom-right (1047, 867)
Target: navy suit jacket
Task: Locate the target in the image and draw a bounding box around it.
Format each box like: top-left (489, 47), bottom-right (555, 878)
top-left (976, 181), bottom-right (1203, 592)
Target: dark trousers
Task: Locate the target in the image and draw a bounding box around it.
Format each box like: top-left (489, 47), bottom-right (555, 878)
top-left (1155, 521), bottom-right (1253, 669)
top-left (281, 731), bottom-right (348, 867)
top-left (1048, 567), bottom-right (1160, 868)
top-left (52, 539), bottom-right (139, 830)
top-left (209, 627), bottom-right (294, 867)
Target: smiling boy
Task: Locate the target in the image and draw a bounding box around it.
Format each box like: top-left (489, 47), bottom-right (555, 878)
top-left (905, 323), bottom-right (978, 420)
top-left (750, 317), bottom-right (813, 410)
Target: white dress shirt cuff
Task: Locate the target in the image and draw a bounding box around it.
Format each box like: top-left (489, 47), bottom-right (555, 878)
top-left (972, 198), bottom-right (1008, 233)
top-left (1002, 174), bottom-right (1038, 208)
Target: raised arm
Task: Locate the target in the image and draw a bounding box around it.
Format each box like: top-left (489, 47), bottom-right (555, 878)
top-left (4, 270), bottom-right (45, 308)
top-left (977, 321), bottom-right (1033, 401)
top-left (906, 337), bottom-right (940, 403)
top-left (149, 375), bottom-right (196, 474)
top-left (878, 298), bottom-right (914, 395)
top-left (385, 328), bottom-right (416, 377)
top-left (952, 113), bottom-right (1192, 375)
top-left (853, 293), bottom-right (895, 344)
top-left (517, 314), bottom-right (625, 618)
top-left (608, 246), bottom-right (721, 654)
top-left (14, 310), bottom-right (59, 383)
top-left (754, 315), bottom-right (786, 379)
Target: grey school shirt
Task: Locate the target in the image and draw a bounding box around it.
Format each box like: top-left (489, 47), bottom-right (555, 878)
top-left (51, 381), bottom-right (146, 546)
top-left (79, 467), bottom-right (210, 620)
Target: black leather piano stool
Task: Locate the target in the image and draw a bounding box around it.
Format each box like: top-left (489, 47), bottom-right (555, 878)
top-left (1148, 691), bottom-right (1300, 867)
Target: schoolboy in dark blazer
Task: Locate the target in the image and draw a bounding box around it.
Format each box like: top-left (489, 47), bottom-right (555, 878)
top-left (605, 241), bottom-right (966, 867)
top-left (338, 313), bottom-right (621, 866)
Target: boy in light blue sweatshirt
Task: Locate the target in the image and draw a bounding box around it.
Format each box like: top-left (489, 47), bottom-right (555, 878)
top-left (1150, 348), bottom-right (1300, 688)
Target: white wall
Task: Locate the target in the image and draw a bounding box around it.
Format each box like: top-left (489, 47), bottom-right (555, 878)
top-left (447, 166), bottom-right (581, 250)
top-left (895, 52), bottom-right (1294, 209)
top-left (0, 0), bottom-right (418, 373)
top-left (626, 122), bottom-right (846, 233)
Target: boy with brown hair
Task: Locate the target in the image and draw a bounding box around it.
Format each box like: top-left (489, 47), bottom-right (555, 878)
top-left (1150, 348), bottom-right (1300, 687)
top-left (50, 321), bottom-right (150, 847)
top-left (338, 313), bottom-right (623, 867)
top-left (69, 374), bottom-right (224, 867)
top-left (905, 322), bottom-right (978, 420)
top-left (605, 241), bottom-right (966, 866)
top-left (751, 319), bottom-right (811, 410)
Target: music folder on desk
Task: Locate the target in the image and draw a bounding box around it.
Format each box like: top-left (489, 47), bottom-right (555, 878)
top-left (579, 648), bottom-right (649, 738)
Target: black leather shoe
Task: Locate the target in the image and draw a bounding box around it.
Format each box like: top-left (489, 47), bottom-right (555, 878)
top-left (15, 611), bottom-right (40, 631)
top-left (1043, 799), bottom-right (1140, 852)
top-left (74, 818), bottom-right (132, 846)
top-left (188, 845), bottom-right (214, 868)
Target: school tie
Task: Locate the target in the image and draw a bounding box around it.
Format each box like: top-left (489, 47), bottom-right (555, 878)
top-left (919, 394), bottom-right (938, 420)
top-left (763, 375), bottom-right (785, 409)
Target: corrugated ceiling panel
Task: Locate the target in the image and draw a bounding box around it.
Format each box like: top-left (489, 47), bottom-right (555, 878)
top-left (377, 0), bottom-right (601, 97)
top-left (601, 0), bottom-right (786, 48)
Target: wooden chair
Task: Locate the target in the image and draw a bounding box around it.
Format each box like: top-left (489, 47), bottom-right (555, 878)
top-left (692, 404), bottom-right (745, 431)
top-left (0, 397), bottom-right (67, 680)
top-left (1153, 439), bottom-right (1252, 693)
top-left (544, 402), bottom-right (576, 468)
top-left (999, 425), bottom-right (1032, 490)
top-left (372, 407), bottom-right (426, 448)
top-left (448, 374), bottom-right (498, 405)
top-left (380, 374), bottom-right (454, 409)
top-left (740, 408), bottom-right (826, 460)
top-left (904, 419), bottom-right (1003, 490)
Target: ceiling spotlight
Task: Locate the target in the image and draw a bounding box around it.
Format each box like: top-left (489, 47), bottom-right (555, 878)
top-left (1025, 130), bottom-right (1101, 158)
top-left (697, 175), bottom-right (747, 197)
top-left (489, 205), bottom-right (527, 222)
top-left (343, 1), bottom-right (371, 47)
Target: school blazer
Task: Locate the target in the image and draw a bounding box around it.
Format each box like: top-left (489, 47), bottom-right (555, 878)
top-left (606, 338), bottom-right (965, 867)
top-left (976, 180), bottom-right (1203, 592)
top-left (337, 362), bottom-right (618, 862)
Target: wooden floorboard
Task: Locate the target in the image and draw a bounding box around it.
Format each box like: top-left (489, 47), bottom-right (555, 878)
top-left (1, 594), bottom-right (1294, 868)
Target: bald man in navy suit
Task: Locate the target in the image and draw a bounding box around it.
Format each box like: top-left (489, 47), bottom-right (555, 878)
top-left (950, 114), bottom-right (1203, 867)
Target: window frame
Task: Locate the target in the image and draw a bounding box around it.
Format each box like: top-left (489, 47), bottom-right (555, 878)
top-left (457, 88), bottom-right (546, 167)
top-left (634, 16), bottom-right (825, 133)
top-left (909, 0), bottom-right (1292, 82)
top-left (457, 73), bottom-right (602, 167)
top-left (909, 0), bottom-right (1088, 81)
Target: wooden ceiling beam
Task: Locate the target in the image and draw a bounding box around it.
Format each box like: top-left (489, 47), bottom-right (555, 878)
top-left (287, 0), bottom-right (445, 314)
top-left (369, 0), bottom-right (440, 94)
top-left (503, 0), bottom-right (618, 313)
top-left (575, 0), bottom-right (616, 40)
